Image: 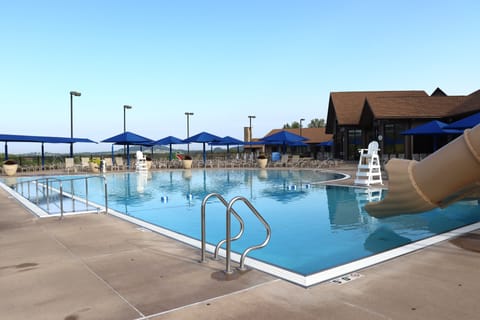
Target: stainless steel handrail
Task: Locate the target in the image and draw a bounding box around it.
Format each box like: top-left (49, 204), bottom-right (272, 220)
top-left (10, 175), bottom-right (108, 219)
top-left (200, 193), bottom-right (245, 263)
top-left (200, 193), bottom-right (271, 275)
top-left (225, 196), bottom-right (271, 274)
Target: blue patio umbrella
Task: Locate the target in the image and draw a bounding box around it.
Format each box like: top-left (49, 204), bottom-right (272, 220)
top-left (317, 140), bottom-right (333, 147)
top-left (209, 136), bottom-right (244, 154)
top-left (183, 131), bottom-right (222, 164)
top-left (101, 131), bottom-right (154, 168)
top-left (444, 111), bottom-right (480, 129)
top-left (261, 130), bottom-right (308, 154)
top-left (152, 136), bottom-right (185, 160)
top-left (401, 120), bottom-right (462, 151)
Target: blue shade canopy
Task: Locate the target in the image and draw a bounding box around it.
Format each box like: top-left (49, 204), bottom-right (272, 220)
top-left (262, 130), bottom-right (308, 143)
top-left (286, 141), bottom-right (308, 147)
top-left (183, 131), bottom-right (222, 143)
top-left (209, 136), bottom-right (244, 146)
top-left (0, 134), bottom-right (96, 167)
top-left (0, 134), bottom-right (96, 144)
top-left (153, 136), bottom-right (185, 145)
top-left (101, 131), bottom-right (154, 168)
top-left (400, 120), bottom-right (462, 135)
top-left (152, 136), bottom-right (185, 160)
top-left (444, 112), bottom-right (480, 129)
top-left (183, 131), bottom-right (222, 164)
top-left (318, 140), bottom-right (333, 147)
top-left (101, 131), bottom-right (153, 145)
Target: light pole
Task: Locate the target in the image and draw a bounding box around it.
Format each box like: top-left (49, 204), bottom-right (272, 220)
top-left (185, 112), bottom-right (194, 154)
top-left (300, 118), bottom-right (305, 137)
top-left (123, 105), bottom-right (132, 133)
top-left (248, 115), bottom-right (256, 142)
top-left (123, 105), bottom-right (132, 163)
top-left (69, 91), bottom-right (81, 157)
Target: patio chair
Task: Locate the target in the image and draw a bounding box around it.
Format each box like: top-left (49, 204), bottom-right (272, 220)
top-left (104, 158), bottom-right (114, 171)
top-left (65, 157), bottom-right (77, 173)
top-left (115, 157), bottom-right (125, 170)
top-left (80, 157), bottom-right (90, 171)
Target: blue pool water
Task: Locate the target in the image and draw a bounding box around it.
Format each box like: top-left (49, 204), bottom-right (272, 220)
top-left (6, 169), bottom-right (480, 276)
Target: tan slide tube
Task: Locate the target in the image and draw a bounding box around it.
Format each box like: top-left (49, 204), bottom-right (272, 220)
top-left (365, 124), bottom-right (480, 218)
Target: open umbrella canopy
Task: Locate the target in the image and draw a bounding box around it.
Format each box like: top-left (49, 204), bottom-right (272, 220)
top-left (101, 131), bottom-right (153, 145)
top-left (183, 131), bottom-right (222, 164)
top-left (401, 120), bottom-right (462, 135)
top-left (444, 111), bottom-right (480, 129)
top-left (209, 136), bottom-right (244, 145)
top-left (318, 140), bottom-right (333, 147)
top-left (101, 131), bottom-right (154, 168)
top-left (209, 136), bottom-right (245, 155)
top-left (152, 135), bottom-right (185, 160)
top-left (401, 120), bottom-right (462, 152)
top-left (261, 130), bottom-right (308, 153)
top-left (262, 130), bottom-right (308, 143)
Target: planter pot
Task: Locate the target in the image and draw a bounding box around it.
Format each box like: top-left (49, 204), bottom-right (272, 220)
top-left (257, 158), bottom-right (268, 169)
top-left (89, 162), bottom-right (100, 173)
top-left (183, 159), bottom-right (193, 169)
top-left (3, 164), bottom-right (18, 176)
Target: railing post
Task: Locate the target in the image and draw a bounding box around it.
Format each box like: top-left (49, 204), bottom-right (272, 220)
top-left (225, 203), bottom-right (233, 274)
top-left (103, 175), bottom-right (108, 214)
top-left (46, 178), bottom-right (50, 212)
top-left (70, 180), bottom-right (75, 212)
top-left (59, 182), bottom-right (64, 220)
top-left (85, 177), bottom-right (89, 210)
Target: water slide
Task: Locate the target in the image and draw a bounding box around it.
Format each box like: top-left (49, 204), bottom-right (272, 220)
top-left (365, 124), bottom-right (480, 218)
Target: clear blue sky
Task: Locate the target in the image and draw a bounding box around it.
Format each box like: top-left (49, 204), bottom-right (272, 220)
top-left (1, 0), bottom-right (479, 153)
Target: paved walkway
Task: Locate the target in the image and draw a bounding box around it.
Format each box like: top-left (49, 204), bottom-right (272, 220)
top-left (1, 168), bottom-right (480, 319)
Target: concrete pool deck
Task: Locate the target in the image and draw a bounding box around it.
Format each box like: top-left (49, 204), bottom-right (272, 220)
top-left (1, 166), bottom-right (480, 319)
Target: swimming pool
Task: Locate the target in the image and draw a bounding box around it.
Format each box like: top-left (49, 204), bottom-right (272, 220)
top-left (4, 169), bottom-right (480, 286)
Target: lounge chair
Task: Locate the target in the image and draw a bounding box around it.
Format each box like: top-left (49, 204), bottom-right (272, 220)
top-left (80, 157), bottom-right (90, 171)
top-left (114, 157), bottom-right (125, 170)
top-left (65, 157), bottom-right (77, 173)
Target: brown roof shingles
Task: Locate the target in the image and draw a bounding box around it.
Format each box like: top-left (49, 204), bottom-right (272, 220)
top-left (365, 95), bottom-right (468, 119)
top-left (329, 91), bottom-right (428, 125)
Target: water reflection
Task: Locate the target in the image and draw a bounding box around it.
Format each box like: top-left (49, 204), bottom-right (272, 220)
top-left (364, 226), bottom-right (412, 253)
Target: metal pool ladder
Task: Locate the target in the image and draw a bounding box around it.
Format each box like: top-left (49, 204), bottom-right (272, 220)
top-left (200, 193), bottom-right (271, 274)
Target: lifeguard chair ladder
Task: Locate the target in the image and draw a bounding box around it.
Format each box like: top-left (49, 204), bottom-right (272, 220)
top-left (354, 141), bottom-right (383, 186)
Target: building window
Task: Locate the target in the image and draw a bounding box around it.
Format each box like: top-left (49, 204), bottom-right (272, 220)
top-left (383, 123), bottom-right (406, 155)
top-left (347, 129), bottom-right (362, 160)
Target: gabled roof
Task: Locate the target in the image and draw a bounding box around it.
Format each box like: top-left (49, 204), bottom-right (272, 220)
top-left (431, 87), bottom-right (447, 96)
top-left (263, 127), bottom-right (332, 144)
top-left (326, 91), bottom-right (428, 132)
top-left (364, 95), bottom-right (467, 119)
top-left (453, 89), bottom-right (480, 116)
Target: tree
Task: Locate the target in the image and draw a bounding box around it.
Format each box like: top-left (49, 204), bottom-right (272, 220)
top-left (283, 118), bottom-right (325, 129)
top-left (308, 118), bottom-right (325, 128)
top-left (283, 121), bottom-right (300, 129)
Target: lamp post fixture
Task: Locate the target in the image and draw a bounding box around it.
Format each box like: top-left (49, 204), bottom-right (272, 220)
top-left (248, 115), bottom-right (256, 142)
top-left (69, 91), bottom-right (81, 157)
top-left (300, 118), bottom-right (305, 137)
top-left (123, 105), bottom-right (132, 133)
top-left (185, 112), bottom-right (194, 153)
top-left (123, 105), bottom-right (132, 162)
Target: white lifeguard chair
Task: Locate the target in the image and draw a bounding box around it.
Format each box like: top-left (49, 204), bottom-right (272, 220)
top-left (354, 141), bottom-right (383, 186)
top-left (135, 151), bottom-right (148, 171)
